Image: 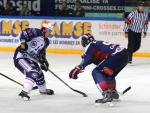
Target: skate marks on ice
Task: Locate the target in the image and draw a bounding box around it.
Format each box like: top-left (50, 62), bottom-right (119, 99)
top-left (1, 53), bottom-right (150, 113)
top-left (0, 87), bottom-right (89, 113)
top-left (0, 87), bottom-right (150, 113)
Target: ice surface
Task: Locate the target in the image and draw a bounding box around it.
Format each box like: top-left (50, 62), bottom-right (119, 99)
top-left (0, 52), bottom-right (150, 113)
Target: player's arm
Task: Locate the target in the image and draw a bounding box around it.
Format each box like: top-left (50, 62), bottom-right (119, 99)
top-left (69, 43), bottom-right (94, 79)
top-left (80, 44), bottom-right (94, 68)
top-left (17, 31), bottom-right (28, 52)
top-left (143, 12), bottom-right (149, 38)
top-left (38, 37), bottom-right (50, 59)
top-left (44, 38), bottom-right (50, 48)
top-left (38, 44), bottom-right (49, 72)
top-left (37, 35), bottom-right (50, 71)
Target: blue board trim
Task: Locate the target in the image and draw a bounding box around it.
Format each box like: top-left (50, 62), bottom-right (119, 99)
top-left (0, 16), bottom-right (125, 21)
top-left (0, 16), bottom-right (149, 21)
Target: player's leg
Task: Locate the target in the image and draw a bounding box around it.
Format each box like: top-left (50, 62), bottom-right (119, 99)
top-left (92, 69), bottom-right (113, 103)
top-left (93, 49), bottom-right (129, 103)
top-left (15, 58), bottom-right (54, 97)
top-left (92, 69), bottom-right (120, 103)
top-left (35, 70), bottom-right (54, 95)
top-left (104, 49), bottom-right (128, 95)
top-left (106, 77), bottom-right (119, 99)
top-left (14, 58), bottom-right (36, 100)
top-left (98, 49), bottom-right (129, 75)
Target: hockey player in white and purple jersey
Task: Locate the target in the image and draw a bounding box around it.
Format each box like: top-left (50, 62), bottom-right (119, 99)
top-left (69, 34), bottom-right (129, 103)
top-left (13, 22), bottom-right (55, 100)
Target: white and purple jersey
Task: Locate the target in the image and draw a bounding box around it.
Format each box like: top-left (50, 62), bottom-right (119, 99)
top-left (80, 41), bottom-right (125, 68)
top-left (14, 28), bottom-right (49, 61)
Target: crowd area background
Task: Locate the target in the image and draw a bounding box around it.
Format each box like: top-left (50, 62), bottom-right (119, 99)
top-left (0, 0), bottom-right (150, 18)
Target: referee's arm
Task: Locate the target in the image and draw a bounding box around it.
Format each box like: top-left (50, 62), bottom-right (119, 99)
top-left (123, 11), bottom-right (134, 38)
top-left (143, 16), bottom-right (149, 35)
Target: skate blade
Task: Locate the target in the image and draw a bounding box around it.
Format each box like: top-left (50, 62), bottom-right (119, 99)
top-left (113, 99), bottom-right (121, 102)
top-left (23, 97), bottom-right (30, 101)
top-left (18, 96), bottom-right (30, 101)
top-left (95, 102), bottom-right (114, 107)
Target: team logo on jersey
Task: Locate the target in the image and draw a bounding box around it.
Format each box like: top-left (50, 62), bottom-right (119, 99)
top-left (30, 41), bottom-right (37, 48)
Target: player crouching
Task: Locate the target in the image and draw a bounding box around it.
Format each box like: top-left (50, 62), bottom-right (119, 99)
top-left (69, 34), bottom-right (129, 104)
top-left (13, 22), bottom-right (55, 100)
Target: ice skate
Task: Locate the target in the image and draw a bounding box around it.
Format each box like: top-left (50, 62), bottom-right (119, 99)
top-left (95, 90), bottom-right (113, 104)
top-left (18, 90), bottom-right (30, 101)
top-left (111, 89), bottom-right (119, 99)
top-left (39, 89), bottom-right (54, 95)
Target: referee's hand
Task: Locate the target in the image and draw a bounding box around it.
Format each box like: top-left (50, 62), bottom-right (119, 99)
top-left (143, 32), bottom-right (147, 38)
top-left (125, 32), bottom-right (128, 38)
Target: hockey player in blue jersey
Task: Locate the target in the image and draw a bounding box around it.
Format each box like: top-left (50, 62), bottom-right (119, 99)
top-left (13, 22), bottom-right (55, 100)
top-left (69, 34), bottom-right (129, 103)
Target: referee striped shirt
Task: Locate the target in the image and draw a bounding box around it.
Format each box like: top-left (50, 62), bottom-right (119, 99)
top-left (123, 10), bottom-right (149, 33)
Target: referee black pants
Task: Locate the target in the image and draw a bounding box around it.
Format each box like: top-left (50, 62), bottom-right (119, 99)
top-left (127, 30), bottom-right (142, 62)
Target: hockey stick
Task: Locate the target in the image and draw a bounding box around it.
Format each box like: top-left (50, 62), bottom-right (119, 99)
top-left (119, 86), bottom-right (131, 95)
top-left (48, 69), bottom-right (88, 97)
top-left (22, 51), bottom-right (87, 97)
top-left (122, 86), bottom-right (131, 94)
top-left (0, 72), bottom-right (38, 90)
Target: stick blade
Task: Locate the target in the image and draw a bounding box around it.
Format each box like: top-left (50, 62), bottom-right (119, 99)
top-left (72, 89), bottom-right (88, 97)
top-left (123, 86), bottom-right (131, 94)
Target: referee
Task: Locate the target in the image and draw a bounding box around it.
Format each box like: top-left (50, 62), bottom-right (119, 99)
top-left (123, 2), bottom-right (149, 63)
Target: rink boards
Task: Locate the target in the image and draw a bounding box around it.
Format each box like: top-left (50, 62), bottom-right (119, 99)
top-left (0, 16), bottom-right (150, 57)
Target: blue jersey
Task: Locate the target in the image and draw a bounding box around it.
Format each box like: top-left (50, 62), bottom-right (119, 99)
top-left (80, 41), bottom-right (124, 68)
top-left (14, 28), bottom-right (49, 61)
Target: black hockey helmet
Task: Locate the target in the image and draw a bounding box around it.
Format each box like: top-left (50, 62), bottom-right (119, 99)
top-left (137, 1), bottom-right (145, 7)
top-left (81, 33), bottom-right (95, 47)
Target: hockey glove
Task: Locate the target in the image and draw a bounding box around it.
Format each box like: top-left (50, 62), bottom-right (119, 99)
top-left (39, 59), bottom-right (49, 72)
top-left (69, 65), bottom-right (83, 79)
top-left (17, 46), bottom-right (26, 53)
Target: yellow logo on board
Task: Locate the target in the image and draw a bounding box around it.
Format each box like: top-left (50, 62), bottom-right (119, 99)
top-left (41, 20), bottom-right (92, 39)
top-left (52, 21), bottom-right (92, 39)
top-left (0, 20), bottom-right (29, 36)
top-left (0, 20), bottom-right (92, 38)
